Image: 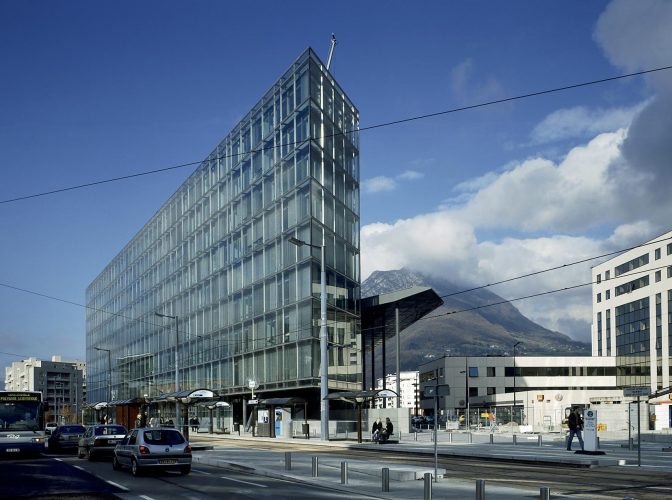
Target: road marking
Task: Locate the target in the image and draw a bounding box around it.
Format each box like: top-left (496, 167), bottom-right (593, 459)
top-left (193, 469), bottom-right (212, 475)
top-left (73, 465), bottom-right (85, 471)
top-left (139, 495), bottom-right (156, 500)
top-left (221, 476), bottom-right (267, 488)
top-left (106, 480), bottom-right (129, 491)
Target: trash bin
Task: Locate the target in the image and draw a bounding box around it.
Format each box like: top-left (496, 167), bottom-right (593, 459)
top-left (302, 423), bottom-right (310, 437)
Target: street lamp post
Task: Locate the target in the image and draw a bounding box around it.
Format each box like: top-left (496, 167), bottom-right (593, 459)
top-left (289, 236), bottom-right (328, 441)
top-left (513, 341), bottom-right (522, 424)
top-left (94, 347), bottom-right (112, 422)
top-left (156, 313), bottom-right (182, 434)
top-left (461, 358), bottom-right (470, 430)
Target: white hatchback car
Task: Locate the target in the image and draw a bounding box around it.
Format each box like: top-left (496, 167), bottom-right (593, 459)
top-left (112, 427), bottom-right (192, 476)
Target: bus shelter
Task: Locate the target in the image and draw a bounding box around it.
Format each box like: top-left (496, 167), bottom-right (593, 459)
top-left (257, 397), bottom-right (308, 438)
top-left (154, 389), bottom-right (215, 439)
top-left (325, 389), bottom-right (398, 443)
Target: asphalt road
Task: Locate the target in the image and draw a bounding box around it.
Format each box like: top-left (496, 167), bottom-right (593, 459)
top-left (0, 450), bottom-right (365, 499)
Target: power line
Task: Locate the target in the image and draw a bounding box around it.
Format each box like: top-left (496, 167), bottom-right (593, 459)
top-left (2, 64), bottom-right (670, 206)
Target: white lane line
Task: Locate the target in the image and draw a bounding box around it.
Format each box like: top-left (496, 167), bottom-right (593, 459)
top-left (139, 495), bottom-right (156, 500)
top-left (221, 476), bottom-right (268, 488)
top-left (106, 480), bottom-right (129, 491)
top-left (73, 465), bottom-right (85, 471)
top-left (192, 469), bottom-right (212, 475)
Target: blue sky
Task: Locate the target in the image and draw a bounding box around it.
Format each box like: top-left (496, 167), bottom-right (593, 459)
top-left (2, 0), bottom-right (671, 369)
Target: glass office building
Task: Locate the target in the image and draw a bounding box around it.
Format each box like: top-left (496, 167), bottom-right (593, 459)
top-left (86, 49), bottom-right (361, 417)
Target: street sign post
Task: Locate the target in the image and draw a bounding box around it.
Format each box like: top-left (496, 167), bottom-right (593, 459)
top-left (624, 387), bottom-right (649, 466)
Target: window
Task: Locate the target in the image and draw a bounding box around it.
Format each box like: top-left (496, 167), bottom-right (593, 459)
top-left (597, 293), bottom-right (602, 303)
top-left (655, 248), bottom-right (661, 260)
top-left (615, 253), bottom-right (649, 277)
top-left (486, 367), bottom-right (496, 377)
top-left (667, 243), bottom-right (672, 255)
top-left (656, 270), bottom-right (662, 282)
top-left (668, 266), bottom-right (672, 279)
top-left (606, 289), bottom-right (611, 300)
top-left (605, 270), bottom-right (610, 280)
top-left (597, 273), bottom-right (601, 284)
top-left (487, 387), bottom-right (496, 395)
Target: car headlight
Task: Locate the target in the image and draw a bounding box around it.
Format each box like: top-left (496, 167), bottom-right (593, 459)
top-left (32, 437), bottom-right (46, 443)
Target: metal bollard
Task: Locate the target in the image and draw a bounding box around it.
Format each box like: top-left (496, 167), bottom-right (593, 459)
top-left (596, 436), bottom-right (600, 449)
top-left (469, 432), bottom-right (473, 444)
top-left (312, 456), bottom-right (319, 477)
top-left (513, 434), bottom-right (517, 445)
top-left (415, 430), bottom-right (418, 441)
top-left (475, 479), bottom-right (485, 500)
top-left (540, 486), bottom-right (551, 500)
top-left (629, 437), bottom-right (633, 451)
top-left (341, 461), bottom-right (348, 484)
top-left (489, 433), bottom-right (494, 444)
top-left (448, 432), bottom-right (453, 443)
top-left (285, 452), bottom-right (291, 470)
top-left (382, 467), bottom-right (390, 492)
top-left (423, 472), bottom-right (432, 500)
top-left (538, 435), bottom-right (543, 447)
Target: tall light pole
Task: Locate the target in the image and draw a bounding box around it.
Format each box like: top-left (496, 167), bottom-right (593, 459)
top-left (289, 236), bottom-right (328, 441)
top-left (94, 347), bottom-right (112, 422)
top-left (513, 341), bottom-right (522, 424)
top-left (460, 357), bottom-right (470, 430)
top-left (155, 313), bottom-right (181, 434)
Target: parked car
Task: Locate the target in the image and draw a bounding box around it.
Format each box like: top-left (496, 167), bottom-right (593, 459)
top-left (45, 422), bottom-right (58, 435)
top-left (78, 424), bottom-right (127, 460)
top-left (113, 427), bottom-right (192, 476)
top-left (47, 424), bottom-right (86, 451)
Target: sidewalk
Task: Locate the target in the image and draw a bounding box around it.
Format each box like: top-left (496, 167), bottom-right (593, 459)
top-left (188, 431), bottom-right (609, 499)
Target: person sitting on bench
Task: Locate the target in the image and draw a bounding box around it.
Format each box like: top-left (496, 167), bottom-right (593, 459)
top-left (371, 417), bottom-right (382, 442)
top-left (381, 417), bottom-right (394, 442)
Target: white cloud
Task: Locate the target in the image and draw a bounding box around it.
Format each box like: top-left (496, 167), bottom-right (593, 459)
top-left (398, 170), bottom-right (424, 180)
top-left (362, 176), bottom-right (396, 193)
top-left (530, 103), bottom-right (646, 145)
top-left (450, 58), bottom-right (506, 106)
top-left (361, 124), bottom-right (667, 341)
top-left (363, 170), bottom-right (425, 194)
top-left (458, 130), bottom-right (634, 232)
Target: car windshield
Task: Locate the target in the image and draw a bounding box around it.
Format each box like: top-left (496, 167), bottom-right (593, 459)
top-left (95, 425), bottom-right (126, 435)
top-left (60, 425), bottom-right (85, 433)
top-left (143, 429), bottom-right (185, 445)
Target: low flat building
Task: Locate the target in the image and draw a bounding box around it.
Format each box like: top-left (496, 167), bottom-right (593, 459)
top-left (417, 355), bottom-right (636, 432)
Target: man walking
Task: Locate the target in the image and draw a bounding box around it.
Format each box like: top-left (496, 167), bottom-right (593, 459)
top-left (567, 407), bottom-right (584, 451)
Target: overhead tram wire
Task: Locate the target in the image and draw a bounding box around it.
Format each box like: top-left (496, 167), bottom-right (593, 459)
top-left (439, 234), bottom-right (672, 300)
top-left (1, 64), bottom-right (671, 206)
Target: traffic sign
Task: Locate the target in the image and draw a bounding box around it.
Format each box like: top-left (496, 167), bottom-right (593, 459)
top-left (624, 387), bottom-right (650, 397)
top-left (248, 399), bottom-right (259, 405)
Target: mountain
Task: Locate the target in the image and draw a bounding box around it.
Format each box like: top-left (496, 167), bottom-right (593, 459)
top-left (361, 269), bottom-right (591, 374)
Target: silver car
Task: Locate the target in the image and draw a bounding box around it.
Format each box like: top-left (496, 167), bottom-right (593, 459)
top-left (78, 424), bottom-right (127, 460)
top-left (112, 427), bottom-right (192, 476)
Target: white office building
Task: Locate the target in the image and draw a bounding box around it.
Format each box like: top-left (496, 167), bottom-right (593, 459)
top-left (592, 229), bottom-right (672, 429)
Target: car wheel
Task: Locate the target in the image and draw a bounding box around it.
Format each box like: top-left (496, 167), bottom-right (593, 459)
top-left (131, 458), bottom-right (141, 477)
top-left (77, 447), bottom-right (85, 459)
top-left (180, 465), bottom-right (191, 475)
top-left (112, 456), bottom-right (122, 471)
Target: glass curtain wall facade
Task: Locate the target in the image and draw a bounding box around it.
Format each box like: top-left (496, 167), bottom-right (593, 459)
top-left (86, 49), bottom-right (362, 412)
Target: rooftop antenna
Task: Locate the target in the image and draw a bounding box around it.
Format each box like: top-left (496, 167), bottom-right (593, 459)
top-left (326, 33), bottom-right (337, 71)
